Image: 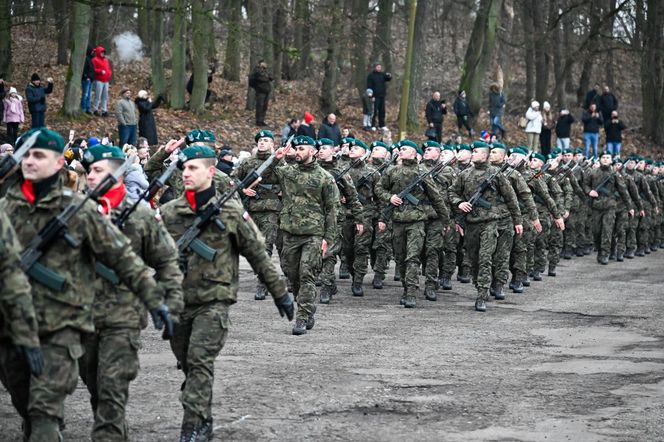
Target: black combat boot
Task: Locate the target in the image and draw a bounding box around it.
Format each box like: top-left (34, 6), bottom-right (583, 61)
top-left (598, 255), bottom-right (609, 265)
top-left (338, 262), bottom-right (350, 279)
top-left (351, 282), bottom-right (364, 297)
top-left (440, 277), bottom-right (452, 290)
top-left (254, 285), bottom-right (267, 300)
top-left (319, 285), bottom-right (335, 304)
top-left (424, 287), bottom-right (437, 301)
top-left (198, 419), bottom-right (213, 441)
top-left (474, 298), bottom-right (487, 312)
top-left (531, 271), bottom-right (542, 281)
top-left (457, 273), bottom-right (471, 283)
top-left (512, 280), bottom-right (524, 293)
top-left (616, 253), bottom-right (624, 262)
top-left (306, 314), bottom-right (316, 330)
top-left (404, 295), bottom-right (416, 308)
top-left (179, 423), bottom-right (201, 442)
top-left (650, 245), bottom-right (658, 252)
top-left (393, 271), bottom-right (401, 281)
top-left (562, 249), bottom-right (572, 260)
top-left (292, 319), bottom-right (307, 335)
top-left (372, 274), bottom-right (384, 289)
top-left (548, 266), bottom-right (556, 277)
top-left (399, 289), bottom-right (407, 306)
top-left (493, 283), bottom-right (505, 300)
top-left (575, 248), bottom-right (585, 257)
top-left (624, 251), bottom-right (635, 259)
top-left (522, 276), bottom-right (531, 287)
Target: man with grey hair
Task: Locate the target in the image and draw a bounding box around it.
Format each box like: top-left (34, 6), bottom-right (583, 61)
top-left (318, 113), bottom-right (342, 146)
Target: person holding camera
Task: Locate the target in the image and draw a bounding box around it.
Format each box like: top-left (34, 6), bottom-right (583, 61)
top-left (582, 103), bottom-right (603, 159)
top-left (425, 91), bottom-right (447, 142)
top-left (25, 73), bottom-right (53, 128)
top-left (366, 63), bottom-right (392, 130)
top-left (605, 110), bottom-right (626, 157)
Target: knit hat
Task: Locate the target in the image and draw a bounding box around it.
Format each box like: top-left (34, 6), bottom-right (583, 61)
top-left (303, 112), bottom-right (314, 124)
top-left (531, 100), bottom-right (540, 109)
top-left (17, 128), bottom-right (64, 153)
top-left (218, 146), bottom-right (233, 157)
top-left (8, 87), bottom-right (17, 95)
top-left (186, 129), bottom-right (216, 145)
top-left (137, 90), bottom-right (148, 99)
top-left (120, 86), bottom-right (131, 95)
top-left (366, 89), bottom-right (373, 96)
top-left (181, 145), bottom-right (217, 162)
top-left (31, 73), bottom-right (40, 82)
top-left (531, 152), bottom-right (546, 162)
top-left (81, 145), bottom-right (126, 170)
top-left (255, 130), bottom-right (274, 142)
top-left (88, 137), bottom-right (101, 147)
top-left (422, 140), bottom-right (441, 150)
top-left (0, 143), bottom-right (13, 154)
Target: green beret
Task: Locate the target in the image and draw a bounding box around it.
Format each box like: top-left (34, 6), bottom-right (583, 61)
top-left (613, 157), bottom-right (624, 164)
top-left (562, 148), bottom-right (573, 155)
top-left (510, 147), bottom-right (529, 156)
top-left (399, 139), bottom-right (422, 155)
top-left (81, 145), bottom-right (125, 170)
top-left (294, 135), bottom-right (316, 147)
top-left (457, 144), bottom-right (472, 152)
top-left (442, 144), bottom-right (456, 152)
top-left (574, 148), bottom-right (584, 155)
top-left (472, 140), bottom-right (490, 150)
top-left (491, 142), bottom-right (506, 150)
top-left (422, 140), bottom-right (441, 149)
top-left (551, 147), bottom-right (562, 155)
top-left (635, 156), bottom-right (644, 162)
top-left (370, 140), bottom-right (388, 150)
top-left (390, 142), bottom-right (400, 152)
top-left (599, 151), bottom-right (612, 158)
top-left (341, 137), bottom-right (355, 145)
top-left (186, 129), bottom-right (216, 145)
top-left (17, 128), bottom-right (65, 153)
top-left (181, 145), bottom-right (217, 162)
top-left (317, 137), bottom-right (335, 147)
top-left (546, 153), bottom-right (558, 161)
top-left (646, 158), bottom-right (654, 165)
top-left (531, 152), bottom-right (546, 162)
top-left (255, 130), bottom-right (274, 142)
top-left (351, 139), bottom-right (369, 150)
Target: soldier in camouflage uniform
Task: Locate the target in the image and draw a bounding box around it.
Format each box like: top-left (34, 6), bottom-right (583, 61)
top-left (78, 144), bottom-right (184, 441)
top-left (544, 155), bottom-right (571, 276)
top-left (376, 140), bottom-right (449, 308)
top-left (574, 149), bottom-right (594, 255)
top-left (449, 141), bottom-right (522, 312)
top-left (560, 149), bottom-right (587, 259)
top-left (273, 135), bottom-right (339, 334)
top-left (582, 151), bottom-right (634, 264)
top-left (436, 145), bottom-right (460, 292)
top-left (0, 128), bottom-right (172, 442)
top-left (337, 137), bottom-right (354, 279)
top-left (645, 161), bottom-right (662, 251)
top-left (368, 141), bottom-right (394, 289)
top-left (160, 145), bottom-right (293, 440)
top-left (235, 130), bottom-right (284, 300)
top-left (454, 144), bottom-right (473, 284)
top-left (622, 157), bottom-right (645, 259)
top-left (631, 158), bottom-right (658, 256)
top-left (317, 138), bottom-right (363, 303)
top-left (609, 159), bottom-right (633, 261)
top-left (0, 208), bottom-right (42, 433)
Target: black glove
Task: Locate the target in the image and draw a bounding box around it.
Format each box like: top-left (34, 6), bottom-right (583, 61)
top-left (274, 293), bottom-right (294, 321)
top-left (149, 304), bottom-right (174, 340)
top-left (17, 346), bottom-right (43, 377)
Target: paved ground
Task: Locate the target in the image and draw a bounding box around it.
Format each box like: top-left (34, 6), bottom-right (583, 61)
top-left (1, 251), bottom-right (663, 441)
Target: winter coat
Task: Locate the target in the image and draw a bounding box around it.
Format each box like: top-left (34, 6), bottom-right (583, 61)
top-left (598, 92), bottom-right (618, 117)
top-left (318, 119), bottom-right (342, 146)
top-left (453, 96), bottom-right (471, 117)
top-left (124, 165), bottom-right (150, 201)
top-left (488, 92), bottom-right (505, 117)
top-left (116, 96), bottom-right (138, 126)
top-left (297, 124), bottom-right (316, 139)
top-left (555, 114), bottom-right (575, 138)
top-left (581, 110), bottom-right (603, 133)
top-left (91, 46), bottom-right (112, 82)
top-left (25, 81), bottom-right (53, 114)
top-left (525, 107), bottom-right (543, 134)
top-left (605, 119), bottom-right (626, 143)
top-left (366, 71), bottom-right (392, 97)
top-left (362, 94), bottom-right (373, 115)
top-left (425, 99), bottom-right (447, 124)
top-left (216, 159), bottom-right (234, 176)
top-left (135, 96), bottom-right (163, 145)
top-left (249, 65), bottom-right (272, 95)
top-left (3, 96), bottom-right (24, 124)
top-left (541, 110), bottom-right (555, 130)
top-left (82, 48), bottom-right (95, 81)
top-left (281, 123), bottom-right (296, 141)
top-left (584, 89), bottom-right (600, 110)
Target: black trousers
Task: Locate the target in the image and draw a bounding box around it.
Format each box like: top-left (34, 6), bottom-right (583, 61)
top-left (255, 92), bottom-right (269, 124)
top-left (6, 122), bottom-right (19, 145)
top-left (372, 96), bottom-right (386, 128)
top-left (456, 115), bottom-right (472, 136)
top-left (540, 128), bottom-right (552, 156)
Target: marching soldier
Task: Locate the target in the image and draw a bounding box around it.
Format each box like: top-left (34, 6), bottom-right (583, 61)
top-left (368, 141), bottom-right (394, 289)
top-left (454, 144), bottom-right (473, 284)
top-left (160, 145), bottom-right (293, 440)
top-left (544, 155), bottom-right (571, 276)
top-left (622, 157), bottom-right (645, 259)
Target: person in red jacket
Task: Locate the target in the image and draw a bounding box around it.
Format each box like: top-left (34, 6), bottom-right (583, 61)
top-left (91, 46), bottom-right (112, 117)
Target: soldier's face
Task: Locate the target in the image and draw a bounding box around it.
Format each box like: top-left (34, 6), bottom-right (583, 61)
top-left (637, 161), bottom-right (645, 171)
top-left (295, 145), bottom-right (315, 163)
top-left (600, 155), bottom-right (612, 166)
top-left (371, 146), bottom-right (387, 159)
top-left (509, 153), bottom-right (525, 165)
top-left (489, 149), bottom-right (505, 164)
top-left (182, 159), bottom-right (216, 191)
top-left (574, 153), bottom-right (584, 162)
top-left (257, 138), bottom-right (274, 152)
top-left (399, 146), bottom-right (416, 160)
top-left (87, 159), bottom-right (122, 189)
top-left (21, 148), bottom-right (65, 182)
top-left (548, 159), bottom-right (558, 170)
top-left (317, 146), bottom-right (334, 161)
top-left (563, 153), bottom-right (573, 162)
top-left (626, 161), bottom-right (635, 170)
top-left (423, 147), bottom-right (440, 161)
top-left (441, 150), bottom-right (455, 162)
top-left (530, 159), bottom-right (543, 170)
top-left (471, 149), bottom-right (489, 163)
top-left (137, 147), bottom-right (150, 160)
top-left (349, 146), bottom-right (366, 159)
top-left (457, 150), bottom-right (471, 163)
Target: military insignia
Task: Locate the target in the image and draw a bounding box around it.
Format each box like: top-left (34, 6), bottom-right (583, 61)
top-left (83, 150), bottom-right (95, 163)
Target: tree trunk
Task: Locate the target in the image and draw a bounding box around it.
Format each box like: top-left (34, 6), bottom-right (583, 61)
top-left (62, 0), bottom-right (91, 116)
top-left (522, 0), bottom-right (535, 102)
top-left (397, 0), bottom-right (417, 138)
top-left (272, 0), bottom-right (286, 87)
top-left (370, 0), bottom-right (393, 72)
top-left (294, 0), bottom-right (311, 79)
top-left (602, 0), bottom-right (616, 88)
top-left (207, 2), bottom-right (216, 62)
top-left (150, 0), bottom-right (165, 98)
top-left (497, 0), bottom-right (514, 98)
top-left (262, 2), bottom-right (274, 69)
top-left (405, 0), bottom-right (427, 132)
top-left (137, 0), bottom-right (150, 55)
top-left (190, 0), bottom-right (212, 113)
top-left (641, 0), bottom-right (664, 143)
top-left (533, 0), bottom-right (548, 102)
top-left (0, 0), bottom-right (12, 79)
top-left (551, 0), bottom-right (566, 107)
top-left (222, 0), bottom-right (241, 81)
top-left (320, 0), bottom-right (342, 115)
top-left (459, 0), bottom-right (503, 118)
top-left (246, 0), bottom-right (263, 110)
top-left (562, 1), bottom-right (575, 93)
top-left (89, 0), bottom-right (110, 53)
top-left (576, 0), bottom-right (599, 106)
top-left (53, 0), bottom-right (70, 65)
top-left (350, 0), bottom-right (370, 99)
top-left (170, 0), bottom-right (187, 110)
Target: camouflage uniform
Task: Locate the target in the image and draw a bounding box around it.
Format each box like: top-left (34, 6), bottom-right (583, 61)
top-left (161, 191), bottom-right (286, 429)
top-left (610, 171), bottom-right (635, 259)
top-left (622, 168), bottom-right (644, 256)
top-left (630, 168), bottom-right (657, 255)
top-left (78, 192), bottom-right (184, 442)
top-left (376, 158), bottom-right (449, 306)
top-left (0, 174), bottom-right (164, 442)
top-left (368, 157), bottom-right (393, 284)
top-left (435, 163), bottom-right (459, 289)
top-left (646, 172), bottom-right (661, 250)
top-left (275, 159), bottom-right (338, 321)
top-left (542, 172), bottom-right (569, 274)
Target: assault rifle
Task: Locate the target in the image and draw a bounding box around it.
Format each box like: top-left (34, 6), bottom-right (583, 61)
top-left (527, 162), bottom-right (551, 183)
top-left (381, 156), bottom-right (455, 221)
top-left (240, 134), bottom-right (294, 207)
top-left (355, 153), bottom-right (397, 190)
top-left (21, 156), bottom-right (134, 291)
top-left (455, 161), bottom-right (511, 228)
top-left (0, 130), bottom-right (41, 181)
top-left (593, 172), bottom-right (615, 197)
top-left (503, 158), bottom-right (525, 179)
top-left (334, 151), bottom-right (370, 190)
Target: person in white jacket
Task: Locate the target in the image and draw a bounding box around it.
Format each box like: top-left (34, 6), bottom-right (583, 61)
top-left (525, 100), bottom-right (543, 152)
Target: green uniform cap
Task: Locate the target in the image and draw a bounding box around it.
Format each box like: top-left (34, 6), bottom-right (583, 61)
top-left (546, 153), bottom-right (558, 161)
top-left (531, 152), bottom-right (546, 162)
top-left (341, 137), bottom-right (355, 145)
top-left (551, 147), bottom-right (562, 155)
top-left (399, 139), bottom-right (422, 155)
top-left (317, 137), bottom-right (335, 147)
top-left (351, 139), bottom-right (369, 150)
top-left (255, 130), bottom-right (274, 142)
top-left (181, 145), bottom-right (217, 162)
top-left (491, 142), bottom-right (506, 150)
top-left (562, 148), bottom-right (573, 155)
top-left (574, 148), bottom-right (584, 155)
top-left (81, 145), bottom-right (125, 170)
top-left (599, 150), bottom-right (612, 158)
top-left (472, 140), bottom-right (491, 150)
top-left (646, 158), bottom-right (654, 165)
top-left (422, 140), bottom-right (441, 149)
top-left (17, 128), bottom-right (65, 153)
top-left (294, 135), bottom-right (316, 147)
top-left (442, 144), bottom-right (456, 152)
top-left (457, 144), bottom-right (472, 152)
top-left (510, 146), bottom-right (529, 156)
top-left (186, 129), bottom-right (216, 145)
top-left (370, 140), bottom-right (388, 150)
top-left (613, 157), bottom-right (624, 164)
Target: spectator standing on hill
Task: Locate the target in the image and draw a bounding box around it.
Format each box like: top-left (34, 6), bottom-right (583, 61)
top-left (539, 101), bottom-right (554, 155)
top-left (362, 88), bottom-right (374, 131)
top-left (25, 73), bottom-right (53, 128)
top-left (488, 83), bottom-right (506, 139)
top-left (3, 87), bottom-right (24, 145)
top-left (135, 90), bottom-right (164, 146)
top-left (91, 46), bottom-right (112, 116)
top-left (297, 112), bottom-right (316, 138)
top-left (605, 110), bottom-right (626, 157)
top-left (116, 86), bottom-right (138, 147)
top-left (282, 118), bottom-right (299, 141)
top-left (453, 90), bottom-right (473, 137)
top-left (524, 100), bottom-right (542, 152)
top-left (584, 83), bottom-right (600, 110)
top-left (598, 85), bottom-right (619, 124)
top-left (582, 103), bottom-right (603, 159)
top-left (366, 63), bottom-right (391, 130)
top-left (318, 113), bottom-right (342, 146)
top-left (555, 108), bottom-right (575, 150)
top-left (249, 60), bottom-right (272, 126)
top-left (425, 91), bottom-right (447, 142)
top-left (81, 45), bottom-right (95, 114)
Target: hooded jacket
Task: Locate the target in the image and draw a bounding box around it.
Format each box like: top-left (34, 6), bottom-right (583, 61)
top-left (92, 46), bottom-right (112, 82)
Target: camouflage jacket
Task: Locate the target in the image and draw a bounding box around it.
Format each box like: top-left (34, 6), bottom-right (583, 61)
top-left (449, 161), bottom-right (521, 225)
top-left (346, 160), bottom-right (378, 221)
top-left (422, 159), bottom-right (455, 221)
top-left (275, 159), bottom-right (339, 242)
top-left (646, 173), bottom-right (661, 206)
top-left (545, 171), bottom-right (566, 213)
top-left (627, 169), bottom-right (657, 207)
top-left (376, 158), bottom-right (449, 223)
top-left (320, 159), bottom-right (363, 224)
top-left (234, 151), bottom-right (283, 212)
top-left (499, 162), bottom-right (538, 222)
top-left (0, 176), bottom-right (162, 336)
top-left (0, 208), bottom-right (39, 347)
top-left (519, 165), bottom-right (561, 218)
top-left (583, 166), bottom-right (632, 211)
top-left (161, 190), bottom-right (286, 306)
top-left (622, 170), bottom-right (644, 212)
top-left (93, 190), bottom-right (184, 329)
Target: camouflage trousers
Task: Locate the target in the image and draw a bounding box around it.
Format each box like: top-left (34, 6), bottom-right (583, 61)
top-left (491, 217), bottom-right (514, 286)
top-left (636, 205), bottom-right (652, 253)
top-left (510, 219), bottom-right (533, 282)
top-left (343, 218), bottom-right (374, 283)
top-left (532, 211), bottom-right (552, 272)
top-left (0, 339), bottom-right (31, 422)
top-left (457, 234), bottom-right (471, 277)
top-left (422, 218), bottom-right (445, 289)
top-left (79, 327), bottom-right (141, 441)
top-left (320, 222), bottom-right (343, 289)
top-left (563, 203), bottom-right (582, 254)
top-left (170, 301), bottom-right (230, 427)
top-left (371, 219), bottom-right (392, 279)
top-left (611, 209), bottom-right (629, 256)
top-left (464, 220), bottom-right (498, 300)
top-left (392, 221), bottom-right (425, 297)
top-left (441, 226), bottom-right (460, 279)
top-left (626, 212), bottom-right (640, 254)
top-left (547, 221), bottom-right (564, 269)
top-left (252, 211), bottom-right (281, 291)
top-left (592, 208), bottom-right (616, 258)
top-left (281, 232), bottom-right (323, 321)
top-left (581, 202), bottom-right (594, 248)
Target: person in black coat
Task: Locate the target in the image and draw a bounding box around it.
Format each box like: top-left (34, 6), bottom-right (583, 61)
top-left (598, 85), bottom-right (618, 123)
top-left (583, 83), bottom-right (600, 110)
top-left (297, 112), bottom-right (317, 138)
top-left (453, 90), bottom-right (473, 137)
top-left (425, 91), bottom-right (447, 142)
top-left (249, 60), bottom-right (273, 126)
top-left (604, 110), bottom-right (626, 157)
top-left (554, 109), bottom-right (575, 150)
top-left (366, 63), bottom-right (392, 129)
top-left (216, 146), bottom-right (234, 175)
top-left (317, 113), bottom-right (342, 146)
top-left (135, 90), bottom-right (164, 146)
top-left (25, 73), bottom-right (53, 128)
top-left (81, 46), bottom-right (95, 114)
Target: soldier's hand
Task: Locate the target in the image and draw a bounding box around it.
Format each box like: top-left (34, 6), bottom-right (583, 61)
top-left (458, 202), bottom-right (473, 213)
top-left (455, 223), bottom-right (465, 236)
top-left (356, 224), bottom-right (364, 235)
top-left (149, 304), bottom-right (174, 340)
top-left (17, 346), bottom-right (43, 377)
top-left (532, 218), bottom-right (542, 233)
top-left (554, 217), bottom-right (565, 231)
top-left (378, 221), bottom-right (387, 231)
top-left (588, 190), bottom-right (599, 198)
top-left (274, 293), bottom-right (294, 321)
top-left (656, 207), bottom-right (660, 215)
top-left (321, 239), bottom-right (329, 256)
top-left (514, 224), bottom-right (523, 235)
top-left (164, 138), bottom-right (183, 154)
top-left (390, 195), bottom-right (403, 206)
top-left (243, 188), bottom-right (257, 197)
top-left (639, 210), bottom-right (645, 217)
top-left (628, 209), bottom-right (635, 218)
top-left (563, 210), bottom-right (570, 219)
